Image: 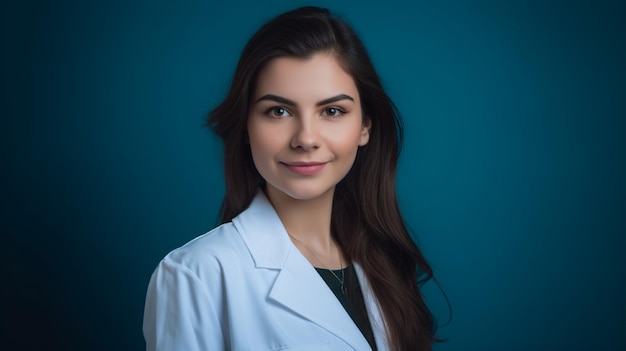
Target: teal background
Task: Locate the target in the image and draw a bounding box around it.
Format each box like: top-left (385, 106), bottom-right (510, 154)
top-left (3, 0), bottom-right (624, 350)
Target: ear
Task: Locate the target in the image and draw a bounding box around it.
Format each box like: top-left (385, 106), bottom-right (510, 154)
top-left (359, 117), bottom-right (372, 146)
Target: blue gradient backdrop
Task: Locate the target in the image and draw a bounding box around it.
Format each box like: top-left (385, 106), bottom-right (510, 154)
top-left (3, 0), bottom-right (624, 350)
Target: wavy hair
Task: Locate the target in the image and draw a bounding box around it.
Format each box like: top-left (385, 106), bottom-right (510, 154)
top-left (208, 6), bottom-right (437, 350)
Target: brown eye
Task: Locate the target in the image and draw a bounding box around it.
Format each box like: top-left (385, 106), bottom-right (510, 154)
top-left (322, 107), bottom-right (345, 117)
top-left (266, 107), bottom-right (290, 117)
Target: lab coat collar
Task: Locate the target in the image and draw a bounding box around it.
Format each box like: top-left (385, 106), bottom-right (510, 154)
top-left (232, 190), bottom-right (291, 269)
top-left (232, 190), bottom-right (377, 350)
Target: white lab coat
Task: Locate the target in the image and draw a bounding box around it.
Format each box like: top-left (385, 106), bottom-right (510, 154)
top-left (143, 191), bottom-right (390, 351)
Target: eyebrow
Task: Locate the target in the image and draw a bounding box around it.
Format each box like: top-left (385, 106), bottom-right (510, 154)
top-left (254, 93), bottom-right (354, 107)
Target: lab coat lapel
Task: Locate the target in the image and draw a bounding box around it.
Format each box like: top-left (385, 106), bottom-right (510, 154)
top-left (234, 192), bottom-right (372, 350)
top-left (268, 250), bottom-right (372, 351)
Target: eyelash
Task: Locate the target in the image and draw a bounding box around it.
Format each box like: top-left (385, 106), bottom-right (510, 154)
top-left (322, 107), bottom-right (346, 117)
top-left (265, 106), bottom-right (291, 118)
top-left (263, 106), bottom-right (347, 118)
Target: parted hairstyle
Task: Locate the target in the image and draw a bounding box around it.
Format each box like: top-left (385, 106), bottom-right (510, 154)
top-left (208, 6), bottom-right (438, 350)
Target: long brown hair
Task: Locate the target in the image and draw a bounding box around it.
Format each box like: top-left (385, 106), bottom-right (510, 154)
top-left (208, 7), bottom-right (437, 350)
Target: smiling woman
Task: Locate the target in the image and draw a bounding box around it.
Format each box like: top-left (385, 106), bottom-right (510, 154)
top-left (143, 6), bottom-right (438, 351)
top-left (248, 54), bottom-right (370, 202)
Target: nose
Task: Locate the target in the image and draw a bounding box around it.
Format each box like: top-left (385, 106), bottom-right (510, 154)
top-left (290, 116), bottom-right (321, 151)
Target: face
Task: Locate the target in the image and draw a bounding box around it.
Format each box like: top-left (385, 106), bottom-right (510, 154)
top-left (247, 53), bottom-right (371, 203)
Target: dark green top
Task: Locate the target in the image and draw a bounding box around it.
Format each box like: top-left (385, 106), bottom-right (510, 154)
top-left (315, 265), bottom-right (377, 351)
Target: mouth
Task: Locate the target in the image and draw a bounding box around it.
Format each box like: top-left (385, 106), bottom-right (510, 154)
top-left (281, 162), bottom-right (328, 176)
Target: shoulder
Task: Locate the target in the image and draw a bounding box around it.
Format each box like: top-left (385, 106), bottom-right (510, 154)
top-left (150, 190), bottom-right (285, 280)
top-left (160, 222), bottom-right (251, 277)
top-left (143, 224), bottom-right (249, 350)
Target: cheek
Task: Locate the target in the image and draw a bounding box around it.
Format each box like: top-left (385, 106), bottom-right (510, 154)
top-left (326, 122), bottom-right (365, 154)
top-left (248, 125), bottom-right (279, 164)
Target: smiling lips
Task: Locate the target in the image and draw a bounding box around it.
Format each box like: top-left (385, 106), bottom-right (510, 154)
top-left (282, 162), bottom-right (328, 176)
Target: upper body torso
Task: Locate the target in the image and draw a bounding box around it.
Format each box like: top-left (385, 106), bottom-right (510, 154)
top-left (143, 191), bottom-right (390, 351)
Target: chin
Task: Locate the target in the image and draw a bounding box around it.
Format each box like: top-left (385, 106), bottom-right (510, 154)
top-left (286, 189), bottom-right (333, 201)
top-left (270, 184), bottom-right (336, 202)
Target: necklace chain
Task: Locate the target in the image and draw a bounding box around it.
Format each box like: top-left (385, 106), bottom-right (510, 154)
top-left (287, 233), bottom-right (345, 289)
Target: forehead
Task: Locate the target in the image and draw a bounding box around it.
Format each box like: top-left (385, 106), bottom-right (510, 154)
top-left (253, 54), bottom-right (359, 103)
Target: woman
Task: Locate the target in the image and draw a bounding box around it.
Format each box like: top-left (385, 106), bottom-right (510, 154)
top-left (143, 6), bottom-right (438, 351)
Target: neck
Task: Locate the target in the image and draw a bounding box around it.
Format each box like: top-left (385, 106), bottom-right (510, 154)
top-left (264, 185), bottom-right (344, 268)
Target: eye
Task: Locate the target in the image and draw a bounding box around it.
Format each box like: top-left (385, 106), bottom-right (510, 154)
top-left (322, 107), bottom-right (345, 117)
top-left (266, 106), bottom-right (291, 118)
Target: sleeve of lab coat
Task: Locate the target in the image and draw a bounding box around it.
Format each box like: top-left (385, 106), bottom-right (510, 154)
top-left (142, 257), bottom-right (225, 351)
